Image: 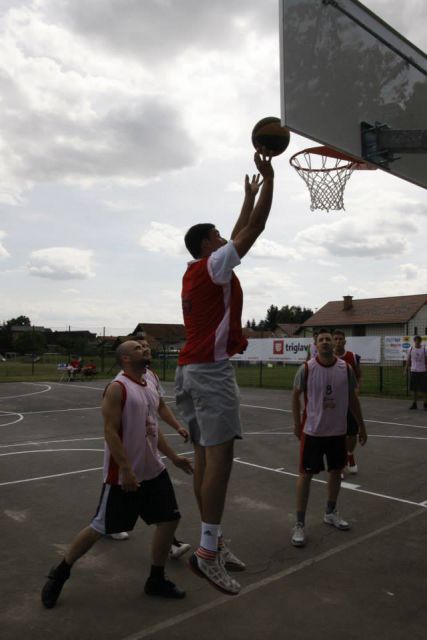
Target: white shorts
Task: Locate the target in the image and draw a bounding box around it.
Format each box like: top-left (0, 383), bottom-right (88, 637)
top-left (175, 360), bottom-right (242, 447)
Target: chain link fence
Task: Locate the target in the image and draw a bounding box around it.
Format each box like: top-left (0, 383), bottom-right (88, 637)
top-left (0, 351), bottom-right (410, 397)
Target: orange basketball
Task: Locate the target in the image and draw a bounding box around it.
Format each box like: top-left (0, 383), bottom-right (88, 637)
top-left (251, 116), bottom-right (291, 156)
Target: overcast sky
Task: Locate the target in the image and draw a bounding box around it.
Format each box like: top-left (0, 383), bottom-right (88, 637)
top-left (0, 0), bottom-right (426, 335)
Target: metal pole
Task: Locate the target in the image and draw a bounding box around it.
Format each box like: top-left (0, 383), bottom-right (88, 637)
top-left (101, 327), bottom-right (105, 373)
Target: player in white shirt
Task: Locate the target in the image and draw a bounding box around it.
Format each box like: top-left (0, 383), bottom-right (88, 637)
top-left (291, 328), bottom-right (367, 547)
top-left (405, 335), bottom-right (427, 410)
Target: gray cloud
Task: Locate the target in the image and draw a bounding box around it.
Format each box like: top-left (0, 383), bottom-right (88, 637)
top-left (0, 69), bottom-right (196, 200)
top-left (28, 247), bottom-right (95, 280)
top-left (296, 218), bottom-right (410, 259)
top-left (41, 0), bottom-right (276, 61)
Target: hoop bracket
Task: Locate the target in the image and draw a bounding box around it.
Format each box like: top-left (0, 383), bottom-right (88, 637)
top-left (361, 121), bottom-right (427, 168)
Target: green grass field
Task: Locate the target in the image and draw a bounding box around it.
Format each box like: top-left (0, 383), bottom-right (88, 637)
top-left (0, 358), bottom-right (409, 397)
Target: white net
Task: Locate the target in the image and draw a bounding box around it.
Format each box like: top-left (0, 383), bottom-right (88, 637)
top-left (290, 147), bottom-right (359, 212)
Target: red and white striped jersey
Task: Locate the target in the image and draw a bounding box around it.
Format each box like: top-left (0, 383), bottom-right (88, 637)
top-left (178, 242), bottom-right (248, 364)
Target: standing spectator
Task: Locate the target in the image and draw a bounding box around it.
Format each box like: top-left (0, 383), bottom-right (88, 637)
top-left (332, 330), bottom-right (362, 473)
top-left (291, 328), bottom-right (367, 548)
top-left (405, 336), bottom-right (427, 410)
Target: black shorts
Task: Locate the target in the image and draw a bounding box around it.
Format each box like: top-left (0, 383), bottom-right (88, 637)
top-left (300, 433), bottom-right (347, 474)
top-left (346, 410), bottom-right (359, 436)
top-left (410, 372), bottom-right (427, 393)
top-left (91, 469), bottom-right (180, 535)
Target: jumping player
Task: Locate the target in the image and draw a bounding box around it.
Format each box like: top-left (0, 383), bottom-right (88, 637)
top-left (175, 150), bottom-right (274, 594)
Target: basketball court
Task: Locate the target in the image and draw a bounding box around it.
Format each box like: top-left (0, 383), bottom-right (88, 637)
top-left (1, 1), bottom-right (426, 638)
top-left (1, 380), bottom-right (426, 640)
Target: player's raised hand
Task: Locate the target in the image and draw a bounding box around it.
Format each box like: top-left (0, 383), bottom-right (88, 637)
top-left (254, 148), bottom-right (274, 180)
top-left (245, 173), bottom-right (263, 197)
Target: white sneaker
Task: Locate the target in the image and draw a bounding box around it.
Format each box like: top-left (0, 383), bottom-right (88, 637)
top-left (188, 553), bottom-right (240, 595)
top-left (219, 540), bottom-right (246, 571)
top-left (109, 532), bottom-right (129, 540)
top-left (323, 511), bottom-right (350, 530)
top-left (169, 540), bottom-right (191, 559)
top-left (291, 522), bottom-right (306, 547)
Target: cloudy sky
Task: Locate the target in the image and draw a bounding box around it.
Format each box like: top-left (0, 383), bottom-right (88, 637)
top-left (0, 0), bottom-right (426, 335)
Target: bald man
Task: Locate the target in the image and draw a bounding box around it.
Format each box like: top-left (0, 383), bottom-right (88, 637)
top-left (41, 340), bottom-right (193, 609)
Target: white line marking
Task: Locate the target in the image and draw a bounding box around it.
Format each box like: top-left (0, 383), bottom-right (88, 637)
top-left (120, 509), bottom-right (426, 640)
top-left (240, 403), bottom-right (427, 429)
top-left (0, 411), bottom-right (24, 426)
top-left (340, 481), bottom-right (360, 489)
top-left (233, 457), bottom-right (427, 508)
top-left (0, 448), bottom-right (103, 457)
top-left (0, 467), bottom-right (103, 487)
top-left (0, 383), bottom-right (52, 400)
top-left (20, 406), bottom-right (101, 415)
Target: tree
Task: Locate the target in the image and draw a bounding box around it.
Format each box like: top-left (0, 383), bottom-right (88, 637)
top-left (15, 331), bottom-right (47, 355)
top-left (6, 316), bottom-right (31, 329)
top-left (277, 305), bottom-right (313, 324)
top-left (265, 305), bottom-right (279, 331)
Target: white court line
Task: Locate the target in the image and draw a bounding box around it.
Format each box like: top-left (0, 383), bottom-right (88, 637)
top-left (234, 457), bottom-right (427, 509)
top-left (0, 448), bottom-right (103, 457)
top-left (240, 403), bottom-right (427, 430)
top-left (0, 436), bottom-right (104, 449)
top-left (0, 411), bottom-right (24, 427)
top-left (0, 383), bottom-right (52, 400)
top-left (120, 508), bottom-right (426, 640)
top-left (20, 406), bottom-right (101, 415)
top-left (0, 450), bottom-right (194, 487)
top-left (0, 467), bottom-right (103, 487)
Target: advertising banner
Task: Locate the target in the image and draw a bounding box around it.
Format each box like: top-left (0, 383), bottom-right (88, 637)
top-left (231, 336), bottom-right (381, 363)
top-left (384, 336), bottom-right (427, 361)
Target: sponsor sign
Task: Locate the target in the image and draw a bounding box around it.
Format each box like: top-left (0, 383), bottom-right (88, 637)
top-left (384, 336), bottom-right (427, 360)
top-left (232, 336), bottom-right (381, 363)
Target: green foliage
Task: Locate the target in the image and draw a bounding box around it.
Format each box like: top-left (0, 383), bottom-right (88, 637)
top-left (247, 304), bottom-right (313, 331)
top-left (5, 315), bottom-right (31, 328)
top-left (14, 331), bottom-right (47, 355)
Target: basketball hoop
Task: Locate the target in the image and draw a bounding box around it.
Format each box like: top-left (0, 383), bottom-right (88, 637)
top-left (290, 146), bottom-right (375, 212)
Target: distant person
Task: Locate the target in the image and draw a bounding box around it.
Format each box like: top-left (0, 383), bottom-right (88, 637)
top-left (176, 150), bottom-right (274, 595)
top-left (332, 330), bottom-right (362, 473)
top-left (291, 327), bottom-right (367, 548)
top-left (41, 340), bottom-right (193, 609)
top-left (306, 332), bottom-right (318, 360)
top-left (405, 336), bottom-right (427, 410)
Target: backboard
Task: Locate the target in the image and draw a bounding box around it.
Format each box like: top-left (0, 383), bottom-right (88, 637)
top-left (279, 0), bottom-right (427, 189)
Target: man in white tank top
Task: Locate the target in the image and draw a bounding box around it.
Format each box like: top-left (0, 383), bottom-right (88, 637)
top-left (404, 335), bottom-right (427, 410)
top-left (41, 340), bottom-right (193, 609)
top-left (291, 328), bottom-right (367, 548)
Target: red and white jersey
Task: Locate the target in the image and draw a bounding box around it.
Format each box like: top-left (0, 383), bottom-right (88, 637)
top-left (295, 357), bottom-right (355, 437)
top-left (338, 350), bottom-right (358, 370)
top-left (178, 241), bottom-right (248, 364)
top-left (408, 346), bottom-right (427, 372)
top-left (103, 370), bottom-right (165, 485)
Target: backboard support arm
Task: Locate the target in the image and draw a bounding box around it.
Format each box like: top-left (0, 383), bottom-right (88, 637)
top-left (361, 121), bottom-right (427, 168)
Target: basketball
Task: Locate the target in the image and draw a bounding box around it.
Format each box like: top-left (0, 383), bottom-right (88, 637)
top-left (251, 117), bottom-right (291, 156)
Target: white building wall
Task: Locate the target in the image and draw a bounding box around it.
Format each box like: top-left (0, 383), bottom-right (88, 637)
top-left (407, 305), bottom-right (427, 336)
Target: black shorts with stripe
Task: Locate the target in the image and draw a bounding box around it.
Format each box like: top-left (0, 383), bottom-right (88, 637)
top-left (300, 433), bottom-right (347, 474)
top-left (91, 469), bottom-right (180, 535)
